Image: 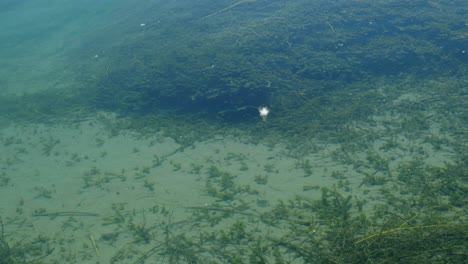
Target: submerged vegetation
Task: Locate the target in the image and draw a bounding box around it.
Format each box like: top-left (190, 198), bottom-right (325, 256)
top-left (0, 0), bottom-right (467, 263)
top-left (49, 156), bottom-right (468, 263)
top-left (2, 0), bottom-right (467, 124)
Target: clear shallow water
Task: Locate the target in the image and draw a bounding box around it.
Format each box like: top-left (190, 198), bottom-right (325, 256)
top-left (0, 0), bottom-right (466, 263)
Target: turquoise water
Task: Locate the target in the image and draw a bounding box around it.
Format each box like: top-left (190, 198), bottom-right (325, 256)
top-left (0, 0), bottom-right (466, 263)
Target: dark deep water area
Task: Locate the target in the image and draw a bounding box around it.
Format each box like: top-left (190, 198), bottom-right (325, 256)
top-left (0, 0), bottom-right (466, 263)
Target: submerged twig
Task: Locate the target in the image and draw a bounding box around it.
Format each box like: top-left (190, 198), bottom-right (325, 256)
top-left (202, 0), bottom-right (257, 19)
top-left (32, 211), bottom-right (99, 217)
